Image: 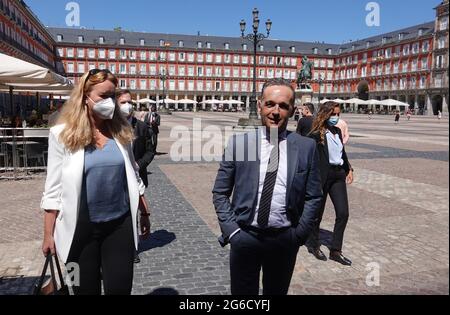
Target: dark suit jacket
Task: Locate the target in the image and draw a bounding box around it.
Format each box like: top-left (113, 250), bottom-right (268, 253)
top-left (212, 130), bottom-right (323, 247)
top-left (308, 126), bottom-right (352, 187)
top-left (132, 117), bottom-right (155, 187)
top-left (296, 116), bottom-right (314, 137)
top-left (145, 112), bottom-right (161, 134)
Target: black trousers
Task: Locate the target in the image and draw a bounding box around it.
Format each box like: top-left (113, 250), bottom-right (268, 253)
top-left (151, 131), bottom-right (158, 153)
top-left (66, 208), bottom-right (135, 295)
top-left (307, 167), bottom-right (349, 252)
top-left (230, 227), bottom-right (300, 295)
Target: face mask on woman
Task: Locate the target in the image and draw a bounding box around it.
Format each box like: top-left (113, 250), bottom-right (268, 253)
top-left (327, 116), bottom-right (340, 126)
top-left (88, 96), bottom-right (116, 120)
top-left (120, 103), bottom-right (133, 118)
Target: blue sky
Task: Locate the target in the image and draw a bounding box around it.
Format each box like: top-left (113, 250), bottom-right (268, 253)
top-left (26, 0), bottom-right (437, 44)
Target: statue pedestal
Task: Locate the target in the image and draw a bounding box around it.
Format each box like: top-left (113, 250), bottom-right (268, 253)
top-left (295, 86), bottom-right (314, 107)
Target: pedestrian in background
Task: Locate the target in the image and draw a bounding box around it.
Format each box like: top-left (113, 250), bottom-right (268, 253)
top-left (395, 111), bottom-right (400, 124)
top-left (145, 105), bottom-right (160, 154)
top-left (306, 101), bottom-right (354, 266)
top-left (336, 117), bottom-right (350, 145)
top-left (296, 102), bottom-right (315, 137)
top-left (117, 89), bottom-right (155, 264)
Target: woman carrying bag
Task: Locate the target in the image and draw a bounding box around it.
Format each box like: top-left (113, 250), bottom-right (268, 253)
top-left (41, 69), bottom-right (151, 295)
top-left (306, 101), bottom-right (354, 266)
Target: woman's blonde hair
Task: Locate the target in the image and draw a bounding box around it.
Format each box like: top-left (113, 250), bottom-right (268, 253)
top-left (309, 101), bottom-right (340, 144)
top-left (57, 70), bottom-right (133, 152)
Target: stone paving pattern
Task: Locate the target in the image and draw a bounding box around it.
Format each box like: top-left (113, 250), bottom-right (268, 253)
top-left (0, 113), bottom-right (448, 295)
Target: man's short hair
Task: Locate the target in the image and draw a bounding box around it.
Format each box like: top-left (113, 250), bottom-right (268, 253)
top-left (115, 89), bottom-right (131, 99)
top-left (303, 102), bottom-right (315, 115)
top-left (261, 78), bottom-right (295, 105)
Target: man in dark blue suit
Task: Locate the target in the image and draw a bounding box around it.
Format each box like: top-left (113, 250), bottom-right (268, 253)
top-left (212, 78), bottom-right (323, 295)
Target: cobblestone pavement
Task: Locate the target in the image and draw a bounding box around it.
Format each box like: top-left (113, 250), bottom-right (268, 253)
top-left (0, 113), bottom-right (448, 295)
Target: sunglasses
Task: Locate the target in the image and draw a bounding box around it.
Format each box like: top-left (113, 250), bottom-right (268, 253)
top-left (86, 68), bottom-right (112, 80)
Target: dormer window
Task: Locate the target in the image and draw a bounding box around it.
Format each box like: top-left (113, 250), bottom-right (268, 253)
top-left (327, 48), bottom-right (332, 55)
top-left (242, 44), bottom-right (247, 51)
top-left (99, 36), bottom-right (105, 44)
top-left (418, 29), bottom-right (424, 36)
top-left (352, 45), bottom-right (355, 51)
top-left (197, 41), bottom-right (202, 48)
top-left (206, 42), bottom-right (211, 49)
top-left (398, 33), bottom-right (404, 41)
top-left (366, 41), bottom-right (370, 48)
top-left (120, 37), bottom-right (125, 45)
top-left (160, 39), bottom-right (165, 47)
top-left (178, 40), bottom-right (184, 48)
top-left (140, 39), bottom-right (145, 46)
top-left (290, 46), bottom-right (296, 53)
top-left (259, 45), bottom-right (264, 52)
top-left (276, 45), bottom-right (281, 52)
top-left (224, 43), bottom-right (230, 50)
top-left (78, 35), bottom-right (84, 43)
top-left (313, 47), bottom-right (318, 54)
top-left (339, 48), bottom-right (343, 54)
top-left (57, 34), bottom-right (63, 42)
top-left (382, 37), bottom-right (387, 44)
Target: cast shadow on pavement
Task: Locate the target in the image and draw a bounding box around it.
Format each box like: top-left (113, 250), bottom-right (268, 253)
top-left (146, 287), bottom-right (179, 295)
top-left (138, 229), bottom-right (176, 253)
top-left (319, 229), bottom-right (334, 249)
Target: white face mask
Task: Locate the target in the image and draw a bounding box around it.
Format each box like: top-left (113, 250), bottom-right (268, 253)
top-left (120, 103), bottom-right (133, 118)
top-left (89, 96), bottom-right (116, 120)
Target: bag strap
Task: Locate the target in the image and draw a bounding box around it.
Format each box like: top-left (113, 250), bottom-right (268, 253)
top-left (48, 255), bottom-right (59, 292)
top-left (33, 254), bottom-right (51, 295)
top-left (53, 254), bottom-right (65, 286)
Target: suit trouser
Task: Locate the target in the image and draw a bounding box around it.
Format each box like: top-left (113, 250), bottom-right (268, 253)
top-left (230, 227), bottom-right (300, 295)
top-left (307, 167), bottom-right (349, 252)
top-left (66, 207), bottom-right (135, 295)
top-left (151, 131), bottom-right (158, 152)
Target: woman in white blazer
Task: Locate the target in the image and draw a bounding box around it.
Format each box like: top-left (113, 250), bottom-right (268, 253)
top-left (41, 69), bottom-right (151, 295)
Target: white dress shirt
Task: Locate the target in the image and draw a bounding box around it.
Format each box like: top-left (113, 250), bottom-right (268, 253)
top-left (250, 128), bottom-right (290, 229)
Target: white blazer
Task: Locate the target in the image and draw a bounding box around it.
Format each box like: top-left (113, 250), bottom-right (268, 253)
top-left (41, 124), bottom-right (146, 263)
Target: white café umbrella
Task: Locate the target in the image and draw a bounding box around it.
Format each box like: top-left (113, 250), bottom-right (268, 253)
top-left (137, 98), bottom-right (156, 104)
top-left (320, 98), bottom-right (332, 104)
top-left (224, 99), bottom-right (244, 105)
top-left (200, 99), bottom-right (222, 104)
top-left (346, 98), bottom-right (369, 105)
top-left (380, 99), bottom-right (410, 107)
top-left (177, 98), bottom-right (198, 104)
top-left (331, 98), bottom-right (346, 104)
top-left (157, 97), bottom-right (177, 104)
top-left (366, 99), bottom-right (383, 105)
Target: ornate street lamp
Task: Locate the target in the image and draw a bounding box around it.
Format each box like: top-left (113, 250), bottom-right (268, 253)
top-left (317, 74), bottom-right (324, 106)
top-left (158, 43), bottom-right (172, 115)
top-left (238, 8), bottom-right (272, 127)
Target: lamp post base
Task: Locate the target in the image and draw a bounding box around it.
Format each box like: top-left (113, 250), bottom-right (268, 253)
top-left (237, 117), bottom-right (262, 127)
top-left (158, 106), bottom-right (172, 115)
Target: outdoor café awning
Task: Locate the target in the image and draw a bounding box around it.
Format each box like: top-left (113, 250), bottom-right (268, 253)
top-left (0, 83), bottom-right (73, 95)
top-left (0, 53), bottom-right (71, 87)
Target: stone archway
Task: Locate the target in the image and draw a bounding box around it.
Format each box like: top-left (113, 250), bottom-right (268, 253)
top-left (432, 95), bottom-right (443, 115)
top-left (357, 80), bottom-right (370, 101)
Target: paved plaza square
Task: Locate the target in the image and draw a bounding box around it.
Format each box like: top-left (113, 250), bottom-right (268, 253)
top-left (0, 112), bottom-right (448, 295)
